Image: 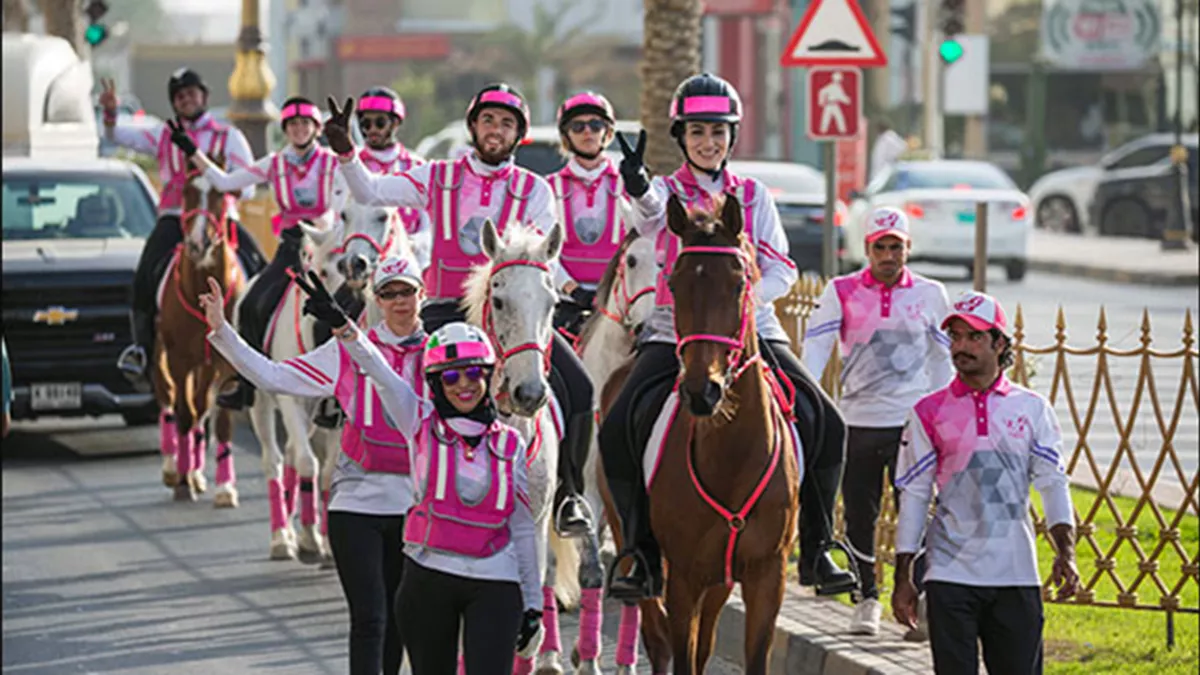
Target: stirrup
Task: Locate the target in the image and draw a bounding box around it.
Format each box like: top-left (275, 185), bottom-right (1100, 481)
top-left (807, 539), bottom-right (861, 597)
top-left (605, 547), bottom-right (658, 603)
top-left (553, 493), bottom-right (594, 538)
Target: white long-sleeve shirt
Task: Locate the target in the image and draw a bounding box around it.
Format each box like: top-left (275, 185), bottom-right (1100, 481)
top-left (894, 376), bottom-right (1074, 587)
top-left (338, 329), bottom-right (542, 611)
top-left (802, 267), bottom-right (954, 427)
top-left (206, 321), bottom-right (419, 516)
top-left (627, 170), bottom-right (798, 344)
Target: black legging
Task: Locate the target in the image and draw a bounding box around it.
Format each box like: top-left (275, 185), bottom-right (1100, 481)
top-left (759, 339), bottom-right (846, 472)
top-left (597, 342), bottom-right (678, 488)
top-left (396, 560), bottom-right (523, 675)
top-left (235, 225), bottom-right (306, 352)
top-left (327, 511), bottom-right (406, 675)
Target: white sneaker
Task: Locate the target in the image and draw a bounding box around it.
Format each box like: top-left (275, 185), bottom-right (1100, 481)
top-left (848, 597), bottom-right (882, 636)
top-left (903, 593), bottom-right (929, 642)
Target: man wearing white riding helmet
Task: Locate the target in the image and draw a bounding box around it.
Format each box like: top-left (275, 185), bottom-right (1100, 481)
top-left (600, 72), bottom-right (855, 601)
top-left (803, 206), bottom-right (954, 635)
top-left (201, 253), bottom-right (424, 675)
top-left (892, 291), bottom-right (1077, 673)
top-left (323, 83), bottom-right (598, 540)
top-left (107, 68), bottom-right (267, 386)
top-left (175, 95), bottom-right (350, 410)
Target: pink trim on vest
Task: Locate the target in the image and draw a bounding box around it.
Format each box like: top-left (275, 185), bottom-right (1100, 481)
top-left (156, 120), bottom-right (227, 211)
top-left (334, 330), bottom-right (425, 474)
top-left (552, 167), bottom-right (624, 285)
top-left (269, 148), bottom-right (337, 234)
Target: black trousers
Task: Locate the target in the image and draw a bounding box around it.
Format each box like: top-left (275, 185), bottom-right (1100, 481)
top-left (396, 560), bottom-right (523, 675)
top-left (327, 511), bottom-right (407, 675)
top-left (926, 581), bottom-right (1044, 675)
top-left (597, 342), bottom-right (679, 491)
top-left (131, 213), bottom-right (266, 347)
top-left (235, 225), bottom-right (305, 352)
top-left (844, 426), bottom-right (902, 598)
top-left (759, 339), bottom-right (846, 473)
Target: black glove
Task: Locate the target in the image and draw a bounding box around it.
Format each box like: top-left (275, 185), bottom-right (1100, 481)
top-left (324, 96), bottom-right (356, 156)
top-left (569, 286), bottom-right (596, 309)
top-left (516, 609), bottom-right (543, 652)
top-left (333, 283), bottom-right (366, 322)
top-left (293, 269), bottom-right (349, 329)
top-left (616, 129), bottom-right (650, 198)
top-left (166, 117), bottom-right (198, 157)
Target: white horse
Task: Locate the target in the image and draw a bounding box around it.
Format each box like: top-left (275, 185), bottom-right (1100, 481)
top-left (462, 220), bottom-right (573, 673)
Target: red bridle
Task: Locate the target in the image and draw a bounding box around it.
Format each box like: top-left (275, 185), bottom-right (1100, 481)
top-left (178, 169), bottom-right (237, 249)
top-left (673, 245), bottom-right (759, 381)
top-left (595, 254), bottom-right (655, 334)
top-left (329, 211), bottom-right (400, 258)
top-left (481, 258), bottom-right (554, 374)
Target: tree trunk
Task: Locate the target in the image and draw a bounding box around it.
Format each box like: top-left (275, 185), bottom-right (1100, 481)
top-left (639, 0), bottom-right (702, 175)
top-left (38, 0), bottom-right (87, 56)
top-left (3, 0), bottom-right (30, 32)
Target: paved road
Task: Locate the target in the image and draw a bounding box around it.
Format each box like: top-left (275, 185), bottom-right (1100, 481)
top-left (2, 417), bottom-right (742, 674)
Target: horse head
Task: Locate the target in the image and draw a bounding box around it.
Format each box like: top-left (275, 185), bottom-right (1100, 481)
top-left (666, 192), bottom-right (760, 418)
top-left (464, 219), bottom-right (564, 417)
top-left (180, 167), bottom-right (233, 269)
top-left (335, 202), bottom-right (407, 290)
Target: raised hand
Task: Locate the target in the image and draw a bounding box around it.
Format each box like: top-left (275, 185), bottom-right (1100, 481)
top-left (198, 276), bottom-right (228, 331)
top-left (98, 78), bottom-right (119, 115)
top-left (293, 269), bottom-right (349, 329)
top-left (165, 117), bottom-right (198, 157)
top-left (324, 96), bottom-right (356, 156)
top-left (616, 129), bottom-right (650, 198)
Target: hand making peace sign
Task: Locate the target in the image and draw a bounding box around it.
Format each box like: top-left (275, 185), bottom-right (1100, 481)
top-left (292, 268), bottom-right (350, 330)
top-left (324, 96), bottom-right (356, 156)
top-left (616, 129), bottom-right (650, 198)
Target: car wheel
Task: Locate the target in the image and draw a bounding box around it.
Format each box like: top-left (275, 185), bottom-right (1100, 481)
top-left (1005, 260), bottom-right (1028, 282)
top-left (122, 406), bottom-right (160, 427)
top-left (1036, 196), bottom-right (1081, 233)
top-left (1100, 199), bottom-right (1152, 238)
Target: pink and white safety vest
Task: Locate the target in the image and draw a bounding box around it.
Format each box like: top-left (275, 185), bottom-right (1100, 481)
top-left (359, 146), bottom-right (424, 237)
top-left (333, 329), bottom-right (425, 474)
top-left (424, 156), bottom-right (538, 298)
top-left (156, 119), bottom-right (230, 211)
top-left (547, 163), bottom-right (626, 285)
top-left (654, 165), bottom-right (758, 307)
top-left (403, 420), bottom-right (522, 558)
top-left (268, 147), bottom-right (338, 234)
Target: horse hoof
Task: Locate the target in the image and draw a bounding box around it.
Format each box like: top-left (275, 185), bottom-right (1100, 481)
top-left (534, 665), bottom-right (564, 675)
top-left (319, 554), bottom-right (336, 571)
top-left (190, 472), bottom-right (208, 494)
top-left (173, 483), bottom-right (196, 502)
top-left (615, 667), bottom-right (637, 675)
top-left (269, 541), bottom-right (297, 561)
top-left (534, 653), bottom-right (563, 675)
top-left (574, 661), bottom-right (600, 675)
top-left (162, 471), bottom-right (179, 488)
top-left (213, 487), bottom-right (239, 509)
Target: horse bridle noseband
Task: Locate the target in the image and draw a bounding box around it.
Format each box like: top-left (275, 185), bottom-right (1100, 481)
top-left (329, 211), bottom-right (400, 258)
top-left (482, 258), bottom-right (554, 374)
top-left (595, 255), bottom-right (655, 335)
top-left (673, 244), bottom-right (759, 381)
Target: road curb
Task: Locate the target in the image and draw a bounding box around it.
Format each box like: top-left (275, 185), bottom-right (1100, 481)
top-left (1026, 259), bottom-right (1200, 287)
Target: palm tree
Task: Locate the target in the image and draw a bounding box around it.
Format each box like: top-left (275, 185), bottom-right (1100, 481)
top-left (639, 0), bottom-right (703, 174)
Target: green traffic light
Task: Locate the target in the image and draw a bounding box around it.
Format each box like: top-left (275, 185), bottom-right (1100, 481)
top-left (84, 24), bottom-right (107, 46)
top-left (939, 39), bottom-right (964, 64)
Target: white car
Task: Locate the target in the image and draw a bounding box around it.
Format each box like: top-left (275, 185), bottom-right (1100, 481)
top-left (414, 120), bottom-right (642, 176)
top-left (844, 160), bottom-right (1032, 281)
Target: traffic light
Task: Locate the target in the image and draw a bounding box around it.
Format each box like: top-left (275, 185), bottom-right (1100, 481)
top-left (938, 0), bottom-right (966, 64)
top-left (890, 3), bottom-right (916, 44)
top-left (84, 0), bottom-right (109, 47)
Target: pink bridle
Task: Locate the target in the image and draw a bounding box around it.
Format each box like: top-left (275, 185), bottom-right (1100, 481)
top-left (330, 212), bottom-right (400, 258)
top-left (481, 258), bottom-right (554, 374)
top-left (673, 244), bottom-right (758, 379)
top-left (595, 254), bottom-right (655, 334)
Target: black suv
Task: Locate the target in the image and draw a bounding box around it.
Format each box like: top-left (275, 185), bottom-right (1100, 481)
top-left (2, 157), bottom-right (160, 425)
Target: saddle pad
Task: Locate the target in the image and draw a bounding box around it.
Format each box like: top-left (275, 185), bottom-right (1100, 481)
top-left (641, 392), bottom-right (805, 489)
top-left (262, 279), bottom-right (299, 352)
top-left (155, 249), bottom-right (181, 311)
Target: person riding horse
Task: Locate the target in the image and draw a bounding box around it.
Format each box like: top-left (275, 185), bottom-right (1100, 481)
top-left (322, 83), bottom-right (597, 540)
top-left (108, 68), bottom-right (267, 383)
top-left (170, 96), bottom-right (350, 410)
top-left (600, 73), bottom-right (856, 601)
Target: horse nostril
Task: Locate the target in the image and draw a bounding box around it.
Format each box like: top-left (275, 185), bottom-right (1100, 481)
top-left (351, 255), bottom-right (369, 276)
top-left (703, 380), bottom-right (722, 409)
top-left (336, 258), bottom-right (349, 274)
top-left (513, 382), bottom-right (546, 408)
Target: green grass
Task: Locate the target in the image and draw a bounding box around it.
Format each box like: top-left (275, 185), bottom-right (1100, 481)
top-left (831, 486), bottom-right (1199, 673)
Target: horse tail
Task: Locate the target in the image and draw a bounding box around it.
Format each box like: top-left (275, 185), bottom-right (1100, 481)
top-left (550, 529), bottom-right (581, 610)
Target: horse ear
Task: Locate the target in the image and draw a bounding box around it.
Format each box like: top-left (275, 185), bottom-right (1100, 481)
top-left (299, 221), bottom-right (331, 247)
top-left (541, 221), bottom-right (564, 261)
top-left (480, 219), bottom-right (500, 260)
top-left (666, 193), bottom-right (689, 237)
top-left (720, 193), bottom-right (744, 238)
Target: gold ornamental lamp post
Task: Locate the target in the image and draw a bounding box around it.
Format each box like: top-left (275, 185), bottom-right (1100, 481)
top-left (227, 0), bottom-right (277, 157)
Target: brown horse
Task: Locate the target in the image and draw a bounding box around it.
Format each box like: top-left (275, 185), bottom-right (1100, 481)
top-left (653, 193), bottom-right (799, 673)
top-left (153, 165), bottom-right (245, 504)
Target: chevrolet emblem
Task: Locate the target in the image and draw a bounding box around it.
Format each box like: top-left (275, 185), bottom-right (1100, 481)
top-left (33, 306), bottom-right (79, 326)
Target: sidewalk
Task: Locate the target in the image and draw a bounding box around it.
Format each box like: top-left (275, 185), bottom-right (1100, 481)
top-left (1027, 230), bottom-right (1199, 286)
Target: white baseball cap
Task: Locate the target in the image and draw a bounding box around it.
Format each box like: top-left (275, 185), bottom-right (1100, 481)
top-left (941, 291), bottom-right (1008, 333)
top-left (372, 254), bottom-right (423, 293)
top-left (865, 206), bottom-right (911, 243)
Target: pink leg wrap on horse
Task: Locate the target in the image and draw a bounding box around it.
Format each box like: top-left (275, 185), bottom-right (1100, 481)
top-left (267, 478), bottom-right (287, 531)
top-left (283, 465), bottom-right (298, 518)
top-left (190, 429), bottom-right (206, 475)
top-left (539, 585), bottom-right (561, 654)
top-left (215, 442), bottom-right (235, 485)
top-left (512, 656), bottom-right (533, 675)
top-left (175, 430), bottom-right (193, 476)
top-left (159, 411), bottom-right (176, 457)
top-left (616, 604), bottom-right (641, 666)
top-left (576, 587), bottom-right (604, 660)
top-left (299, 478), bottom-right (316, 526)
top-left (456, 654), bottom-right (466, 675)
top-left (320, 489), bottom-right (330, 536)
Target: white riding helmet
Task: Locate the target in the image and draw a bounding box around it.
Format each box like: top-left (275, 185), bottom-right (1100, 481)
top-left (372, 254), bottom-right (424, 293)
top-left (423, 322), bottom-right (496, 374)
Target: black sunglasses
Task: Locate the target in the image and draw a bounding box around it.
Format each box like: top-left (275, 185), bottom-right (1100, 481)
top-left (359, 116), bottom-right (392, 131)
top-left (569, 119), bottom-right (608, 134)
top-left (377, 286), bottom-right (419, 300)
top-left (440, 365), bottom-right (487, 386)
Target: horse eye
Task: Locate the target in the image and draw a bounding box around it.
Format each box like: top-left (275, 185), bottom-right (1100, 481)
top-left (340, 211), bottom-right (347, 221)
top-left (627, 255), bottom-right (637, 268)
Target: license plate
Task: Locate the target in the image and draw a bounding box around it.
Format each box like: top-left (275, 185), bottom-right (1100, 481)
top-left (31, 382), bottom-right (82, 411)
top-left (957, 211), bottom-right (976, 224)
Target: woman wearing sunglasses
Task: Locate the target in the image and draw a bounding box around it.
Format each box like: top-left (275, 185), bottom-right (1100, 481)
top-left (199, 254), bottom-right (425, 675)
top-left (300, 274), bottom-right (543, 673)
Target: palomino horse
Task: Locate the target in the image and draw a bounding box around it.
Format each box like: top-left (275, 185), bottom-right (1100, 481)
top-left (462, 220), bottom-right (571, 671)
top-left (653, 194), bottom-right (799, 673)
top-left (154, 167), bottom-right (247, 504)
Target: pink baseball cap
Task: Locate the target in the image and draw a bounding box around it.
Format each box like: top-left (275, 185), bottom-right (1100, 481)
top-left (865, 207), bottom-right (911, 243)
top-left (941, 291), bottom-right (1008, 333)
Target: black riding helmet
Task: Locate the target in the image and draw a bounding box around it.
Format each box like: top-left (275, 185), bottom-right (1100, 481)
top-left (668, 73), bottom-right (743, 178)
top-left (465, 83), bottom-right (531, 146)
top-left (168, 67), bottom-right (209, 101)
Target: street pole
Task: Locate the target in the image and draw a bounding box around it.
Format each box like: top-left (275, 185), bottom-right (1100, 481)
top-left (973, 201), bottom-right (988, 292)
top-left (822, 141), bottom-right (837, 279)
top-left (1162, 0), bottom-right (1192, 251)
top-left (962, 0), bottom-right (986, 159)
top-left (228, 0), bottom-right (278, 158)
top-left (921, 1), bottom-right (943, 156)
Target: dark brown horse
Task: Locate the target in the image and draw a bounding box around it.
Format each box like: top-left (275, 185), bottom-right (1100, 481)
top-left (652, 193), bottom-right (799, 673)
top-left (154, 164), bottom-right (245, 504)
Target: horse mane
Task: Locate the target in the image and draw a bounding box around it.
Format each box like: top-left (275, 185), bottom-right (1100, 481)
top-left (462, 222), bottom-right (555, 327)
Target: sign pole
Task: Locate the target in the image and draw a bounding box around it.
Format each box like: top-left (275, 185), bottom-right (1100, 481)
top-left (823, 141), bottom-right (837, 279)
top-left (973, 201), bottom-right (988, 292)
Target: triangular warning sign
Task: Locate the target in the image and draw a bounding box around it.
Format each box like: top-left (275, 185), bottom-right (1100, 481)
top-left (780, 0), bottom-right (888, 68)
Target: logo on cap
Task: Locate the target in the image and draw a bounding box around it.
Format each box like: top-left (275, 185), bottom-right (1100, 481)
top-left (955, 295), bottom-right (986, 313)
top-left (381, 259), bottom-right (408, 276)
top-left (873, 211), bottom-right (901, 230)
